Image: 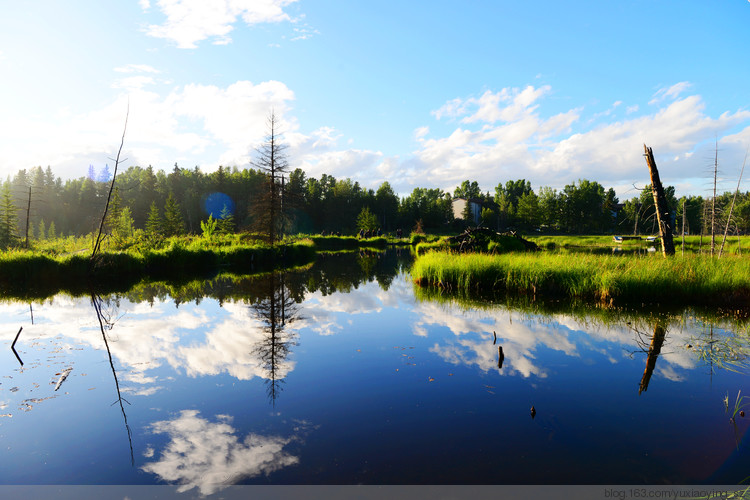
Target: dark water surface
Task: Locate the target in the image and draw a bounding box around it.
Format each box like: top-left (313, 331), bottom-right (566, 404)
top-left (1, 250), bottom-right (749, 493)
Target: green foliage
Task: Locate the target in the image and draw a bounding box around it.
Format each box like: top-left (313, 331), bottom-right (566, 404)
top-left (201, 215), bottom-right (218, 241)
top-left (112, 207), bottom-right (135, 248)
top-left (454, 180), bottom-right (481, 199)
top-left (412, 250), bottom-right (750, 309)
top-left (480, 207), bottom-right (496, 228)
top-left (217, 204), bottom-right (235, 235)
top-left (516, 192), bottom-right (540, 229)
top-left (163, 193), bottom-right (185, 237)
top-left (400, 188), bottom-right (452, 231)
top-left (144, 202), bottom-right (163, 246)
top-left (356, 207), bottom-right (378, 231)
top-left (0, 184), bottom-right (19, 248)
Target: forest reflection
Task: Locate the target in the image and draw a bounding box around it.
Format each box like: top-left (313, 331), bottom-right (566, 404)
top-left (121, 248), bottom-right (412, 307)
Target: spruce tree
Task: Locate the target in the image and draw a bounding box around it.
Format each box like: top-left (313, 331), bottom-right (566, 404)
top-left (0, 184), bottom-right (18, 247)
top-left (163, 193), bottom-right (185, 237)
top-left (145, 202), bottom-right (163, 244)
top-left (218, 204), bottom-right (235, 235)
top-left (249, 111), bottom-right (290, 245)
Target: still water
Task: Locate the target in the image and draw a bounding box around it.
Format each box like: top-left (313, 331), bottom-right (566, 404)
top-left (0, 250), bottom-right (748, 492)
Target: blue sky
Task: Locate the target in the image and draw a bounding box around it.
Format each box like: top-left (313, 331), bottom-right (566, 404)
top-left (1, 0), bottom-right (749, 200)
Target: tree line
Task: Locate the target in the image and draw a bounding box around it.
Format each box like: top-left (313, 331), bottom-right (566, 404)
top-left (1, 162), bottom-right (749, 247)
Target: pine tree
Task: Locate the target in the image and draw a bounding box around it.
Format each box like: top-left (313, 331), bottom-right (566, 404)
top-left (37, 219), bottom-right (46, 241)
top-left (217, 204), bottom-right (235, 235)
top-left (250, 111), bottom-right (290, 245)
top-left (0, 184), bottom-right (18, 247)
top-left (163, 193), bottom-right (185, 237)
top-left (145, 202), bottom-right (163, 244)
top-left (48, 221), bottom-right (56, 240)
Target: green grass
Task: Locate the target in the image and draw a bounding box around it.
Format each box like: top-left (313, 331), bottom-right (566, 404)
top-left (411, 250), bottom-right (750, 309)
top-left (0, 235), bottom-right (317, 300)
top-left (528, 234), bottom-right (750, 255)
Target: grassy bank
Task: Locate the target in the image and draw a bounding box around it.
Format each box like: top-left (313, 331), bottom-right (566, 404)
top-left (0, 238), bottom-right (317, 300)
top-left (528, 234), bottom-right (750, 254)
top-left (0, 232), bottom-right (407, 300)
top-left (411, 250), bottom-right (750, 310)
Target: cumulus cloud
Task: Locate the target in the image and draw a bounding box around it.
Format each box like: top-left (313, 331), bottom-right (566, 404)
top-left (0, 79), bottom-right (297, 179)
top-left (412, 83), bottom-right (750, 198)
top-left (144, 0), bottom-right (298, 48)
top-left (142, 410), bottom-right (299, 494)
top-left (432, 86), bottom-right (551, 124)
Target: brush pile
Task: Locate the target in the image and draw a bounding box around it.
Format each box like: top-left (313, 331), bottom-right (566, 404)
top-left (446, 227), bottom-right (539, 253)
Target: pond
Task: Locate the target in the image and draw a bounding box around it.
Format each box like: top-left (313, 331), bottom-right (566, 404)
top-left (1, 249), bottom-right (749, 494)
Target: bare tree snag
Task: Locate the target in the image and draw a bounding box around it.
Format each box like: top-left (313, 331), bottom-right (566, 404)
top-left (91, 104), bottom-right (129, 264)
top-left (643, 145), bottom-right (675, 256)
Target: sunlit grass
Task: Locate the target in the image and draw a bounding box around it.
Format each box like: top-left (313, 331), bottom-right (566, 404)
top-left (0, 234), bottom-right (317, 300)
top-left (411, 250), bottom-right (750, 307)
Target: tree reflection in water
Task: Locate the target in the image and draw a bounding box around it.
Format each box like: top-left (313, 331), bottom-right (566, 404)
top-left (91, 292), bottom-right (134, 465)
top-left (251, 272), bottom-right (300, 406)
top-left (636, 322), bottom-right (668, 395)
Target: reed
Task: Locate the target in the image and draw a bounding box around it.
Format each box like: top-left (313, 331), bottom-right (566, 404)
top-left (411, 250), bottom-right (750, 308)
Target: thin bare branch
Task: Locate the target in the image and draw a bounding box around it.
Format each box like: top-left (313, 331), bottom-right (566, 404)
top-left (91, 103), bottom-right (129, 262)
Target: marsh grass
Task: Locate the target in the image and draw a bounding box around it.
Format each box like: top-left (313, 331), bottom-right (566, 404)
top-left (412, 250), bottom-right (750, 308)
top-left (529, 234), bottom-right (750, 255)
top-left (0, 236), bottom-right (316, 300)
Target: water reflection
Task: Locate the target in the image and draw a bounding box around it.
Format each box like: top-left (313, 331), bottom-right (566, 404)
top-left (637, 322), bottom-right (667, 395)
top-left (1, 249), bottom-right (750, 485)
top-left (410, 288), bottom-right (750, 394)
top-left (250, 272), bottom-right (300, 405)
top-left (141, 410), bottom-right (300, 495)
top-left (91, 292), bottom-right (134, 465)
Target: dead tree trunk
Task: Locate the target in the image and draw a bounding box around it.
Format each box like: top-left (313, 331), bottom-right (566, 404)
top-left (643, 145), bottom-right (675, 256)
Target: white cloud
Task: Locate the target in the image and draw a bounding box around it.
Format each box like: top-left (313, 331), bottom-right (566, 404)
top-left (649, 82), bottom-right (692, 105)
top-left (290, 25), bottom-right (320, 41)
top-left (410, 84), bottom-right (750, 198)
top-left (414, 126), bottom-right (429, 140)
top-left (432, 86), bottom-right (551, 124)
top-left (145, 0), bottom-right (298, 48)
top-left (0, 79), bottom-right (297, 179)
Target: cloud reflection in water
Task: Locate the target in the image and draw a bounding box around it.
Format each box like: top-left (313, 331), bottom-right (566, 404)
top-left (142, 410), bottom-right (299, 495)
